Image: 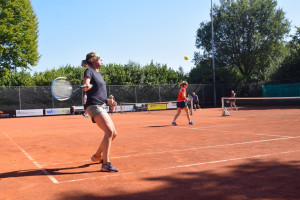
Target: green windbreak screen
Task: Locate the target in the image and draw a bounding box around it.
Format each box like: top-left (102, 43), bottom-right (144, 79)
top-left (262, 83), bottom-right (300, 97)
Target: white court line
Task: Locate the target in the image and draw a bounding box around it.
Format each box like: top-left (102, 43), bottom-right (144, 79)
top-left (41, 135), bottom-right (300, 167)
top-left (180, 120), bottom-right (297, 138)
top-left (195, 129), bottom-right (291, 138)
top-left (58, 149), bottom-right (300, 184)
top-left (181, 120), bottom-right (291, 129)
top-left (40, 119), bottom-right (299, 167)
top-left (1, 130), bottom-right (59, 184)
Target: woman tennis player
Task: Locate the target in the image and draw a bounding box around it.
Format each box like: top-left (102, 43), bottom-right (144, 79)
top-left (172, 81), bottom-right (195, 126)
top-left (81, 52), bottom-right (118, 172)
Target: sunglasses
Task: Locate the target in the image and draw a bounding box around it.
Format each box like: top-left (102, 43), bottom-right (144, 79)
top-left (90, 56), bottom-right (100, 61)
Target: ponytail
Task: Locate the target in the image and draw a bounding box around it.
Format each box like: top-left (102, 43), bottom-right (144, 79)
top-left (81, 52), bottom-right (97, 68)
top-left (81, 59), bottom-right (89, 68)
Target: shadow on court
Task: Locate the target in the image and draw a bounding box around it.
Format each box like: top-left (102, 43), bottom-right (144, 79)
top-left (0, 163), bottom-right (99, 179)
top-left (55, 159), bottom-right (300, 200)
top-left (147, 125), bottom-right (171, 128)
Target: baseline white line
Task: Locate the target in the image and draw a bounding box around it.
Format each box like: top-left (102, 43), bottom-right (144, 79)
top-left (1, 130), bottom-right (59, 184)
top-left (58, 149), bottom-right (300, 184)
top-left (41, 135), bottom-right (300, 167)
top-left (181, 120), bottom-right (295, 130)
top-left (196, 129), bottom-right (291, 138)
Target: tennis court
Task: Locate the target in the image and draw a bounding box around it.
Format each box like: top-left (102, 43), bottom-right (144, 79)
top-left (1, 107), bottom-right (300, 200)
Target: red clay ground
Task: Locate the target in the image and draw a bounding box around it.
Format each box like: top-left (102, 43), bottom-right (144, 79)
top-left (0, 107), bottom-right (300, 200)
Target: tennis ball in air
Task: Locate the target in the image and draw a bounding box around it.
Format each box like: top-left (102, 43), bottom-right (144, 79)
top-left (184, 56), bottom-right (189, 60)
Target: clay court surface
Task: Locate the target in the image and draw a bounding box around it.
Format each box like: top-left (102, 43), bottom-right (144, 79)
top-left (1, 107), bottom-right (300, 200)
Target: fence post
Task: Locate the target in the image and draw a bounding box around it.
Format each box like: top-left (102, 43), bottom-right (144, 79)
top-left (135, 85), bottom-right (137, 103)
top-left (158, 85), bottom-right (161, 102)
top-left (202, 85), bottom-right (205, 107)
top-left (19, 86), bottom-right (21, 110)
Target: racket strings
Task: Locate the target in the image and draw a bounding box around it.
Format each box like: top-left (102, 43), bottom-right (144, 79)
top-left (51, 79), bottom-right (73, 100)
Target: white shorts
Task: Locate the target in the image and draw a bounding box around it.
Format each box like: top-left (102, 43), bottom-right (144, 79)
top-left (85, 104), bottom-right (107, 123)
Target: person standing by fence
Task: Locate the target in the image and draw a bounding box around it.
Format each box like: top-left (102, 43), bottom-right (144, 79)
top-left (192, 92), bottom-right (200, 110)
top-left (108, 95), bottom-right (116, 114)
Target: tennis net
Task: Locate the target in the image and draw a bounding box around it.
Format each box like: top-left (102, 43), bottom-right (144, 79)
top-left (221, 96), bottom-right (300, 116)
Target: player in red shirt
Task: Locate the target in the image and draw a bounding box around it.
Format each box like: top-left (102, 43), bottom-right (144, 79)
top-left (172, 81), bottom-right (195, 126)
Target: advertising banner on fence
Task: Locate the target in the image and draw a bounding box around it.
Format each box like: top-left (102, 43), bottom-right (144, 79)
top-left (167, 102), bottom-right (177, 109)
top-left (0, 110), bottom-right (16, 118)
top-left (16, 109), bottom-right (43, 117)
top-left (121, 105), bottom-right (135, 112)
top-left (45, 108), bottom-right (71, 115)
top-left (147, 104), bottom-right (167, 111)
top-left (105, 105), bottom-right (135, 112)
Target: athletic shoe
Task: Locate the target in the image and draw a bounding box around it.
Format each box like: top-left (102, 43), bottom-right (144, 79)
top-left (189, 121), bottom-right (195, 125)
top-left (91, 154), bottom-right (103, 163)
top-left (172, 121), bottom-right (177, 126)
top-left (235, 108), bottom-right (238, 110)
top-left (101, 162), bottom-right (119, 172)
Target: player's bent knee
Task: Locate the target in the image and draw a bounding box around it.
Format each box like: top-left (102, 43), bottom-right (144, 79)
top-left (105, 128), bottom-right (116, 138)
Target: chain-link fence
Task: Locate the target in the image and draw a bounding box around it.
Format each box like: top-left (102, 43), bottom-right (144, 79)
top-left (0, 82), bottom-right (267, 111)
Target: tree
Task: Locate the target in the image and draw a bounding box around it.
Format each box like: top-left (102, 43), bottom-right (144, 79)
top-left (0, 0), bottom-right (40, 74)
top-left (195, 0), bottom-right (290, 81)
top-left (188, 59), bottom-right (242, 84)
top-left (124, 61), bottom-right (144, 85)
top-left (0, 69), bottom-right (34, 86)
top-left (104, 64), bottom-right (127, 85)
top-left (31, 65), bottom-right (85, 86)
top-left (270, 27), bottom-right (300, 82)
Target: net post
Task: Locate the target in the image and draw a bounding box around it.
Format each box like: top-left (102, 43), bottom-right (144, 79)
top-left (222, 97), bottom-right (230, 116)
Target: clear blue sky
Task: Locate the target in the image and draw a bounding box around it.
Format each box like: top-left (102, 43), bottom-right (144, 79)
top-left (30, 0), bottom-right (300, 74)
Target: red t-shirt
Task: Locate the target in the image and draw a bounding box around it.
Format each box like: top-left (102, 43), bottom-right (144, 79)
top-left (177, 88), bottom-right (186, 101)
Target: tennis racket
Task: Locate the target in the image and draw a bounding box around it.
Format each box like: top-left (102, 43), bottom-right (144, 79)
top-left (51, 77), bottom-right (89, 101)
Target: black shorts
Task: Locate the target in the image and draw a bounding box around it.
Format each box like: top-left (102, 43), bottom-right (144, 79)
top-left (177, 101), bottom-right (188, 108)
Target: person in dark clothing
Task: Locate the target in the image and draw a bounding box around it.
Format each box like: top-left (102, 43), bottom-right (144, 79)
top-left (81, 52), bottom-right (118, 172)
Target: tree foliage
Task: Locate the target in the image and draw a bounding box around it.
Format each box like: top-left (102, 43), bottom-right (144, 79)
top-left (0, 62), bottom-right (187, 86)
top-left (195, 0), bottom-right (290, 82)
top-left (0, 69), bottom-right (34, 86)
top-left (0, 0), bottom-right (40, 74)
top-left (270, 27), bottom-right (300, 82)
top-left (188, 59), bottom-right (242, 84)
